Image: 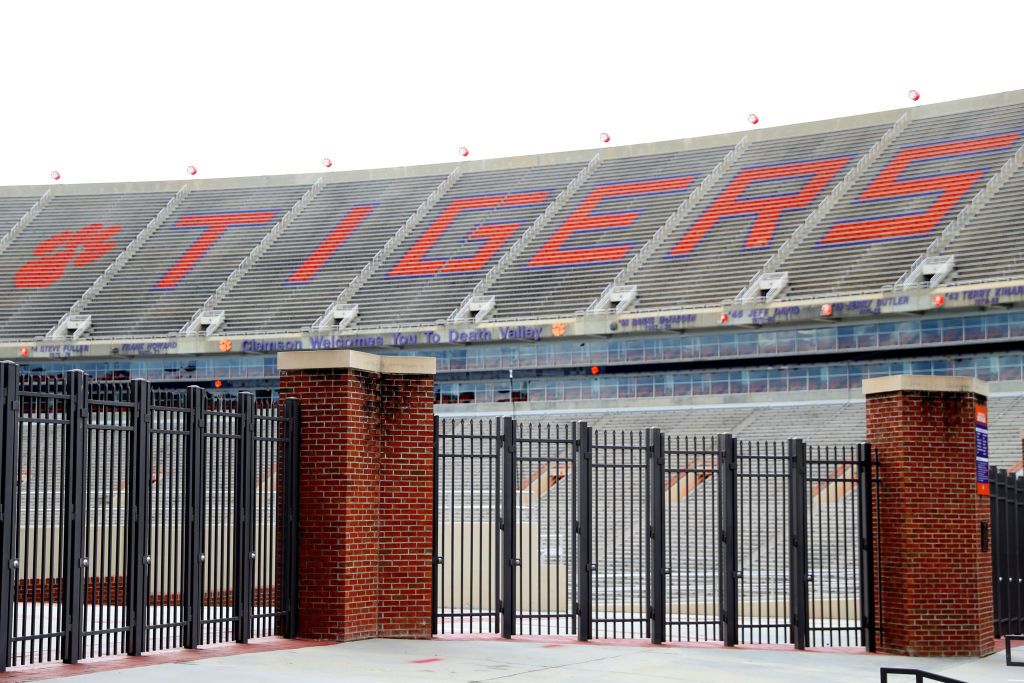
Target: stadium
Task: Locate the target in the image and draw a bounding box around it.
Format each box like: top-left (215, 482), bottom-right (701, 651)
top-left (3, 80), bottom-right (1024, 682)
top-left (2, 88), bottom-right (1023, 471)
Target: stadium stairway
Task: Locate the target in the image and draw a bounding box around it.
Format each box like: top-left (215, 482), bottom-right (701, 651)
top-left (625, 124), bottom-right (892, 310)
top-left (220, 173), bottom-right (450, 335)
top-left (0, 190), bottom-right (53, 257)
top-left (0, 189), bottom-right (178, 339)
top-left (449, 152), bottom-right (602, 323)
top-left (80, 184), bottom-right (311, 338)
top-left (312, 168), bottom-right (461, 331)
top-left (926, 143), bottom-right (1024, 287)
top-left (738, 112), bottom-right (912, 302)
top-left (48, 186), bottom-right (190, 340)
top-left (181, 177), bottom-right (326, 335)
top-left (481, 145), bottom-right (735, 321)
top-left (587, 136), bottom-right (750, 315)
top-left (346, 162), bottom-right (588, 329)
top-left (780, 102), bottom-right (1024, 299)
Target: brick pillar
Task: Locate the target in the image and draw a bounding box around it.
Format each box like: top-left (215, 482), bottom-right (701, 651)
top-left (277, 350), bottom-right (435, 641)
top-left (864, 375), bottom-right (992, 657)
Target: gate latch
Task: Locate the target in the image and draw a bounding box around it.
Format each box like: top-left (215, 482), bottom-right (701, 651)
top-left (511, 558), bottom-right (521, 567)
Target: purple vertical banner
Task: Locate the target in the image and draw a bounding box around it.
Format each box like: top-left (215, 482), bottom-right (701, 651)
top-left (976, 404), bottom-right (989, 495)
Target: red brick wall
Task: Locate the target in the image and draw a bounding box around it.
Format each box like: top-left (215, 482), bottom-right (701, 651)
top-left (279, 366), bottom-right (433, 642)
top-left (378, 375), bottom-right (434, 638)
top-left (866, 389), bottom-right (993, 656)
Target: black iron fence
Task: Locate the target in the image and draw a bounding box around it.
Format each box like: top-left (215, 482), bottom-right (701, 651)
top-left (991, 465), bottom-right (1024, 638)
top-left (0, 363), bottom-right (300, 671)
top-left (433, 417), bottom-right (878, 649)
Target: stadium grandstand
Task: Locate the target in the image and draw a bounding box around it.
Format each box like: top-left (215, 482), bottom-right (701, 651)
top-left (3, 89), bottom-right (1024, 471)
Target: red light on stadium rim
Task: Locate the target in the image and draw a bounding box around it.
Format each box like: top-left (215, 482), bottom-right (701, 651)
top-left (933, 293), bottom-right (945, 307)
top-left (820, 303), bottom-right (834, 317)
top-left (50, 171), bottom-right (61, 181)
top-left (214, 380), bottom-right (223, 389)
top-left (458, 146), bottom-right (469, 158)
top-left (600, 132), bottom-right (611, 143)
top-left (321, 157), bottom-right (333, 168)
top-left (908, 89), bottom-right (921, 102)
top-left (186, 165), bottom-right (197, 176)
top-left (18, 347), bottom-right (28, 357)
top-left (748, 114), bottom-right (759, 125)
top-left (719, 312), bottom-right (729, 324)
top-left (590, 365), bottom-right (600, 376)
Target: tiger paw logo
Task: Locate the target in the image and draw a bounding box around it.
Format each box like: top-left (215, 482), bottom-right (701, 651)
top-left (14, 223), bottom-right (120, 289)
top-left (219, 339), bottom-right (233, 352)
top-left (551, 322), bottom-right (567, 337)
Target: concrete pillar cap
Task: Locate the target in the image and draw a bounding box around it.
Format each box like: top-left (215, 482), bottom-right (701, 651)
top-left (862, 374), bottom-right (988, 397)
top-left (278, 349), bottom-right (436, 375)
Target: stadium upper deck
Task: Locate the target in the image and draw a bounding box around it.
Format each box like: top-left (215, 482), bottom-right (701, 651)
top-left (2, 90), bottom-right (1024, 359)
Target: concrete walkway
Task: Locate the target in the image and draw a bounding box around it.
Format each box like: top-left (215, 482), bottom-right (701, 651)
top-left (5, 637), bottom-right (1023, 682)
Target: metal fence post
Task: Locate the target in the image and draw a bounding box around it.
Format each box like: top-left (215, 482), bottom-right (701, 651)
top-left (788, 438), bottom-right (809, 650)
top-left (126, 379), bottom-right (152, 656)
top-left (183, 386), bottom-right (206, 649)
top-left (718, 433), bottom-right (738, 647)
top-left (431, 415), bottom-right (439, 636)
top-left (0, 362), bottom-right (19, 672)
top-left (577, 422), bottom-right (592, 642)
top-left (233, 393), bottom-right (256, 643)
top-left (281, 397), bottom-right (300, 639)
top-left (858, 443), bottom-right (877, 651)
top-left (649, 428), bottom-right (667, 645)
top-left (500, 416), bottom-right (516, 639)
top-left (61, 370), bottom-right (88, 664)
top-left (1011, 473), bottom-right (1019, 638)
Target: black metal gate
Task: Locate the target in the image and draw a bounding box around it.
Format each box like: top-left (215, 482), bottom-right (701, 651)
top-left (0, 363), bottom-right (300, 670)
top-left (991, 465), bottom-right (1024, 638)
top-left (433, 417), bottom-right (878, 649)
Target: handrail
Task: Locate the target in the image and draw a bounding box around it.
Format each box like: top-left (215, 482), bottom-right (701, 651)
top-left (47, 184), bottom-right (191, 339)
top-left (311, 166), bottom-right (462, 329)
top-left (448, 153), bottom-right (602, 322)
top-left (878, 667), bottom-right (966, 683)
top-left (896, 139), bottom-right (1024, 288)
top-left (587, 135), bottom-right (750, 313)
top-left (180, 176), bottom-right (325, 334)
top-left (0, 188), bottom-right (53, 257)
top-left (739, 111), bottom-right (912, 302)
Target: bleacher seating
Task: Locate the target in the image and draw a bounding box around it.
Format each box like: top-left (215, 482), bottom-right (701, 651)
top-left (82, 185), bottom-right (308, 337)
top-left (218, 175), bottom-right (445, 333)
top-left (0, 196), bottom-right (39, 234)
top-left (626, 125), bottom-right (890, 310)
top-left (348, 163), bottom-right (587, 328)
top-left (484, 147), bottom-right (733, 320)
top-left (781, 104), bottom-right (1024, 298)
top-left (942, 163), bottom-right (1024, 285)
top-left (1, 95), bottom-right (1024, 339)
top-left (0, 192), bottom-right (175, 338)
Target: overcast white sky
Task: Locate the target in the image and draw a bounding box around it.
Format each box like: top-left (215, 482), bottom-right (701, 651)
top-left (0, 0), bottom-right (1021, 186)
